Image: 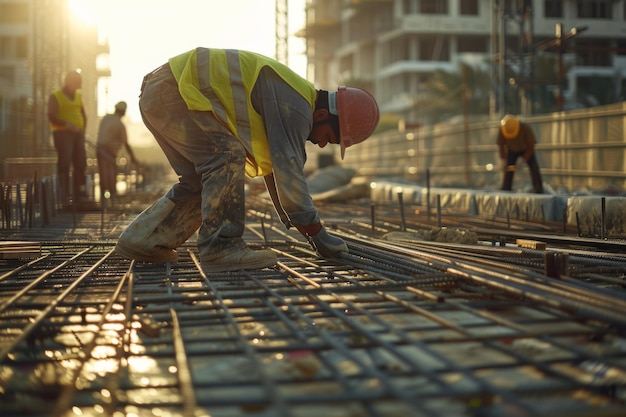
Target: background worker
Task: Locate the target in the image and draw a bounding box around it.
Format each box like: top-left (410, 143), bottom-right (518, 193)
top-left (497, 114), bottom-right (543, 194)
top-left (115, 47), bottom-right (379, 272)
top-left (48, 70), bottom-right (89, 206)
top-left (96, 101), bottom-right (138, 200)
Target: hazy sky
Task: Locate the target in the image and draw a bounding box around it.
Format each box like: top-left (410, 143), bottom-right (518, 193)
top-left (72, 0), bottom-right (306, 121)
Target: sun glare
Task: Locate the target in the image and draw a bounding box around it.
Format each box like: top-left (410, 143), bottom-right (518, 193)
top-left (68, 0), bottom-right (98, 26)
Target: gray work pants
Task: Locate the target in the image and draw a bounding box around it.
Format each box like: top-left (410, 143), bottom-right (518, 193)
top-left (139, 64), bottom-right (248, 257)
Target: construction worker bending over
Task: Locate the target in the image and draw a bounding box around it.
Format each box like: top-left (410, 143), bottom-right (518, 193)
top-left (115, 48), bottom-right (379, 272)
top-left (497, 115), bottom-right (543, 194)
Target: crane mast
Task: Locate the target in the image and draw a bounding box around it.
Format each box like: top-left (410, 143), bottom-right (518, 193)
top-left (275, 0), bottom-right (289, 65)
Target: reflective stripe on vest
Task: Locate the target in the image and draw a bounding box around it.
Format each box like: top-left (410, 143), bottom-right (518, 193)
top-left (196, 49), bottom-right (252, 152)
top-left (169, 48), bottom-right (316, 177)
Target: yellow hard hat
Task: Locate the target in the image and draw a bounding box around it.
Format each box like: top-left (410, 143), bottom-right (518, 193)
top-left (500, 115), bottom-right (520, 139)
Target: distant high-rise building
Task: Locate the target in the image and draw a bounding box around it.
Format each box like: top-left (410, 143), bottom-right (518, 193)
top-left (0, 0), bottom-right (110, 164)
top-left (301, 0), bottom-right (626, 123)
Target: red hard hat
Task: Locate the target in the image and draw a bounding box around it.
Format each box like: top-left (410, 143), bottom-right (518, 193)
top-left (334, 86), bottom-right (379, 159)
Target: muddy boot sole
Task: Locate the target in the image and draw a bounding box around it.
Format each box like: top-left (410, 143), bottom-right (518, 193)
top-left (115, 241), bottom-right (178, 263)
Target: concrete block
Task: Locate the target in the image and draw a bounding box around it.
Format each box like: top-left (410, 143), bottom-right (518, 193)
top-left (567, 196), bottom-right (626, 236)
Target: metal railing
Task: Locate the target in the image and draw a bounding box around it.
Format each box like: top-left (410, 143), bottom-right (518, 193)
top-left (342, 102), bottom-right (626, 193)
top-left (0, 170), bottom-right (144, 230)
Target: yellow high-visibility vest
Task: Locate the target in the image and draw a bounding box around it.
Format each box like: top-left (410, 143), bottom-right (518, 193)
top-left (50, 89), bottom-right (85, 131)
top-left (169, 48), bottom-right (316, 177)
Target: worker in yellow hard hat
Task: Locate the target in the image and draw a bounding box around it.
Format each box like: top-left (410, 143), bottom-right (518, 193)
top-left (497, 115), bottom-right (543, 194)
top-left (116, 48), bottom-right (379, 272)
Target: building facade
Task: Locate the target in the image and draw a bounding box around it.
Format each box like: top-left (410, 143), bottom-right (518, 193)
top-left (0, 0), bottom-right (109, 171)
top-left (302, 0), bottom-right (626, 124)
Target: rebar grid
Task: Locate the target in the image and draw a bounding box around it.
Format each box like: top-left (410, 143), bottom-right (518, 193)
top-left (0, 233), bottom-right (625, 417)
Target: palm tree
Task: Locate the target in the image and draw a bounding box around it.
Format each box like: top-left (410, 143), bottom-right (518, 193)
top-left (414, 63), bottom-right (491, 123)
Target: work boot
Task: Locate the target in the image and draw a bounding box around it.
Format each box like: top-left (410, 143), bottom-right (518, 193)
top-left (200, 246), bottom-right (277, 273)
top-left (116, 196), bottom-right (202, 263)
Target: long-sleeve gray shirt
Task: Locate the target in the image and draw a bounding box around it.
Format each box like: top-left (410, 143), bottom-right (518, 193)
top-left (251, 67), bottom-right (320, 227)
top-left (97, 113), bottom-right (128, 154)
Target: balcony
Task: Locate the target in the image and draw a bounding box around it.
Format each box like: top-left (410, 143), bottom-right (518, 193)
top-left (348, 0), bottom-right (393, 9)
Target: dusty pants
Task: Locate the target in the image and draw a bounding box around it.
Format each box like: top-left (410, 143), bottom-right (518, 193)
top-left (97, 145), bottom-right (117, 197)
top-left (139, 64), bottom-right (248, 257)
top-left (52, 130), bottom-right (87, 203)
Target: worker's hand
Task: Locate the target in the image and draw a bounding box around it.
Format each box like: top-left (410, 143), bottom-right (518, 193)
top-left (311, 226), bottom-right (348, 258)
top-left (296, 223), bottom-right (348, 257)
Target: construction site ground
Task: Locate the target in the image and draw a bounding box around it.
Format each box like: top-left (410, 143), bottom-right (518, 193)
top-left (1, 177), bottom-right (626, 417)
